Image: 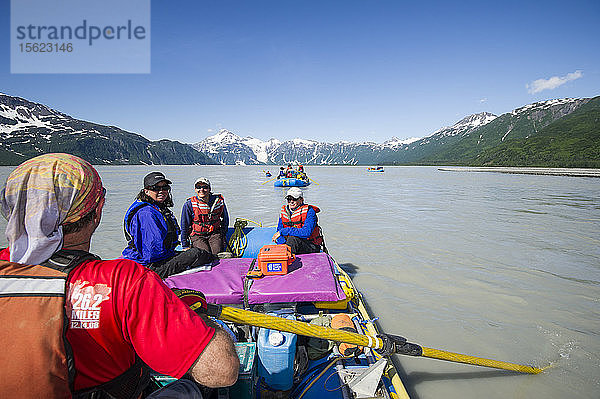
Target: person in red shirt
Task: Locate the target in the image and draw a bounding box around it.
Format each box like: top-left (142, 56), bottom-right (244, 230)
top-left (0, 153), bottom-right (239, 398)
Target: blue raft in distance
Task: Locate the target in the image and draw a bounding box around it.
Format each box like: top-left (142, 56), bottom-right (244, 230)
top-left (274, 178), bottom-right (310, 187)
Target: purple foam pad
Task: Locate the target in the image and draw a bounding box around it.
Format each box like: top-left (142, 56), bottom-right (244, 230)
top-left (164, 258), bottom-right (253, 304)
top-left (248, 252), bottom-right (346, 304)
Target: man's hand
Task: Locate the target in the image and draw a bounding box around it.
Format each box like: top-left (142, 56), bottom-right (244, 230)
top-left (172, 288), bottom-right (208, 314)
top-left (272, 231), bottom-right (281, 242)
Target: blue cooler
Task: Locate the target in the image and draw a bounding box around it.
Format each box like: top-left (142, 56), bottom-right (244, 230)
top-left (257, 314), bottom-right (297, 391)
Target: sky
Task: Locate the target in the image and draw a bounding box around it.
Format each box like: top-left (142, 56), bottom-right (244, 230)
top-left (1, 0), bottom-right (599, 144)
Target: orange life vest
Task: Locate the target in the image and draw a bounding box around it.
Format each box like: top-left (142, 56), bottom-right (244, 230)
top-left (280, 204), bottom-right (323, 246)
top-left (0, 250), bottom-right (149, 399)
top-left (190, 194), bottom-right (225, 235)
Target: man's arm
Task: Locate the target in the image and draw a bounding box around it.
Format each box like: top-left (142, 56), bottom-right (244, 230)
top-left (186, 316), bottom-right (239, 387)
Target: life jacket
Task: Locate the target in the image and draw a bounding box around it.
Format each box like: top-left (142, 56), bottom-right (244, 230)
top-left (124, 202), bottom-right (179, 251)
top-left (280, 204), bottom-right (323, 246)
top-left (0, 249), bottom-right (151, 399)
top-left (189, 194), bottom-right (225, 235)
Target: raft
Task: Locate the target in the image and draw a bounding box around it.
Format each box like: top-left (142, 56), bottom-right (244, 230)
top-left (367, 167), bottom-right (384, 172)
top-left (159, 225), bottom-right (411, 399)
top-left (274, 177), bottom-right (310, 187)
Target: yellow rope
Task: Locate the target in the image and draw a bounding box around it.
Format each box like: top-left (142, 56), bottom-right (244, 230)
top-left (215, 306), bottom-right (544, 374)
top-left (227, 218), bottom-right (268, 257)
top-left (297, 356), bottom-right (343, 399)
top-left (228, 219), bottom-right (248, 258)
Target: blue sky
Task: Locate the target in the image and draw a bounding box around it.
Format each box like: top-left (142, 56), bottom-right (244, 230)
top-left (1, 0), bottom-right (599, 144)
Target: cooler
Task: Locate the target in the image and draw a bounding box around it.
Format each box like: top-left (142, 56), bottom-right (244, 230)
top-left (257, 244), bottom-right (295, 276)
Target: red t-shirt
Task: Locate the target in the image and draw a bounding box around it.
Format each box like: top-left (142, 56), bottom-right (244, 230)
top-left (0, 248), bottom-right (215, 390)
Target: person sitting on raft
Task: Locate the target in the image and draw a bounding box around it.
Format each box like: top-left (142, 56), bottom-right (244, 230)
top-left (180, 177), bottom-right (229, 256)
top-left (277, 167), bottom-right (286, 179)
top-left (0, 154), bottom-right (238, 398)
top-left (122, 172), bottom-right (214, 278)
top-left (271, 187), bottom-right (324, 254)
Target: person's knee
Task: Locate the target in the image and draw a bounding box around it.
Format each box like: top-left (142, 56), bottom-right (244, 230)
top-left (189, 247), bottom-right (215, 265)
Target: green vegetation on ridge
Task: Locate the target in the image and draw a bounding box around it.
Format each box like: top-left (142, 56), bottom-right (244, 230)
top-left (472, 97), bottom-right (600, 168)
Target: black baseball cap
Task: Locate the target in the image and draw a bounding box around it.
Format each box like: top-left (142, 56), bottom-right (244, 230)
top-left (144, 172), bottom-right (172, 188)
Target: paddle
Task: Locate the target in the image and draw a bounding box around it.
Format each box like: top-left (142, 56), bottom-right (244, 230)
top-left (204, 304), bottom-right (543, 374)
top-left (262, 176), bottom-right (278, 185)
top-left (307, 176), bottom-right (319, 185)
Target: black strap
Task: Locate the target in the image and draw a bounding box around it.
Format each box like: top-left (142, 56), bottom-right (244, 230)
top-left (41, 249), bottom-right (100, 273)
top-left (123, 203), bottom-right (149, 243)
top-left (73, 357), bottom-right (151, 399)
top-left (41, 249), bottom-right (100, 394)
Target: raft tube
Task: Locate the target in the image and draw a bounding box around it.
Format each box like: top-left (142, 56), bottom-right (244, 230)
top-left (274, 178), bottom-right (310, 187)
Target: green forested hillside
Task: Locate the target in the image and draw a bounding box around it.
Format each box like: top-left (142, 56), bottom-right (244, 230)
top-left (472, 97), bottom-right (600, 167)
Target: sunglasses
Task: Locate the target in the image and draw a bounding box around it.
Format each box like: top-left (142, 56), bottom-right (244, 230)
top-left (147, 184), bottom-right (171, 192)
top-left (195, 184), bottom-right (210, 190)
top-left (286, 196), bottom-right (301, 202)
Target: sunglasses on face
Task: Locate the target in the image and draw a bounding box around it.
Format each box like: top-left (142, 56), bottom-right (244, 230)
top-left (147, 184), bottom-right (171, 192)
top-left (195, 184), bottom-right (210, 190)
top-left (286, 196), bottom-right (301, 202)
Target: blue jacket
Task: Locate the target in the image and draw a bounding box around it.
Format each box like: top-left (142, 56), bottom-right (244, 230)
top-left (121, 200), bottom-right (180, 265)
top-left (180, 195), bottom-right (229, 248)
top-left (275, 206), bottom-right (317, 245)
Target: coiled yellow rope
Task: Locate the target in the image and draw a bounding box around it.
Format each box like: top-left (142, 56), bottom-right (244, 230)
top-left (227, 218), bottom-right (266, 257)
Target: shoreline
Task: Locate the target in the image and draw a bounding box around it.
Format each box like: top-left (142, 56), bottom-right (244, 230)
top-left (438, 167), bottom-right (600, 178)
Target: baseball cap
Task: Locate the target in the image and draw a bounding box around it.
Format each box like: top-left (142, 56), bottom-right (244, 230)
top-left (144, 172), bottom-right (172, 188)
top-left (286, 187), bottom-right (303, 199)
top-left (195, 177), bottom-right (211, 187)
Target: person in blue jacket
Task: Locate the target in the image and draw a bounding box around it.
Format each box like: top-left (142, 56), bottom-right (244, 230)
top-left (122, 172), bottom-right (213, 278)
top-left (271, 187), bottom-right (324, 254)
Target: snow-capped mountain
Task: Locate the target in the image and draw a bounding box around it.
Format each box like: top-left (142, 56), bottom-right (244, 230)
top-left (193, 97), bottom-right (590, 165)
top-left (194, 129), bottom-right (281, 165)
top-left (0, 93), bottom-right (215, 165)
top-left (2, 93), bottom-right (593, 166)
top-left (192, 113), bottom-right (496, 165)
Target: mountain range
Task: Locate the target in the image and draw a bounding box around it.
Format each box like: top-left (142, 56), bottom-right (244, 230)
top-left (194, 96), bottom-right (598, 167)
top-left (0, 93), bottom-right (215, 166)
top-left (1, 92), bottom-right (598, 167)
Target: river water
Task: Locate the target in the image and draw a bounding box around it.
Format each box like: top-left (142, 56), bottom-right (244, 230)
top-left (1, 165), bottom-right (598, 399)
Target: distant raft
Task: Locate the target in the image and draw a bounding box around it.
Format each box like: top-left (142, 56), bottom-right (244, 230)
top-left (274, 178), bottom-right (310, 187)
top-left (367, 166), bottom-right (384, 172)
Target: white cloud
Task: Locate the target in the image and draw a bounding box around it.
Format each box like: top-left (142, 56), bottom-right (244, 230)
top-left (526, 70), bottom-right (583, 94)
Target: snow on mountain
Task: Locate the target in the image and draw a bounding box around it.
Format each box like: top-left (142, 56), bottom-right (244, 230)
top-left (0, 93), bottom-right (214, 165)
top-left (430, 112), bottom-right (497, 139)
top-left (511, 98), bottom-right (582, 115)
top-left (192, 111), bottom-right (503, 166)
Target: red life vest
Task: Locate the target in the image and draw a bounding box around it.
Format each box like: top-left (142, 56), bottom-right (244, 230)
top-left (280, 204), bottom-right (323, 246)
top-left (190, 194), bottom-right (225, 235)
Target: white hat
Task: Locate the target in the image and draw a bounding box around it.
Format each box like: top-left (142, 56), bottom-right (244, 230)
top-left (195, 177), bottom-right (211, 187)
top-left (286, 187), bottom-right (303, 199)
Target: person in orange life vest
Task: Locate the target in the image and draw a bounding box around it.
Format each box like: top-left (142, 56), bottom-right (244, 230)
top-left (180, 177), bottom-right (229, 255)
top-left (271, 187), bottom-right (323, 254)
top-left (285, 163), bottom-right (296, 178)
top-left (0, 154), bottom-right (239, 398)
